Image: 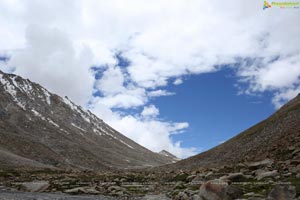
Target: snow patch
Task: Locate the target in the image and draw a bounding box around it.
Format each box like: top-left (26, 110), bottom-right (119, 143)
top-left (0, 74), bottom-right (26, 110)
top-left (31, 109), bottom-right (46, 120)
top-left (71, 123), bottom-right (86, 133)
top-left (60, 128), bottom-right (69, 135)
top-left (118, 139), bottom-right (134, 149)
top-left (93, 128), bottom-right (103, 136)
top-left (63, 97), bottom-right (91, 123)
top-left (40, 88), bottom-right (51, 105)
top-left (47, 118), bottom-right (59, 127)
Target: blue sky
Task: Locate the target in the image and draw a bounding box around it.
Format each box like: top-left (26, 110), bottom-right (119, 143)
top-left (0, 0), bottom-right (299, 158)
top-left (152, 68), bottom-right (275, 152)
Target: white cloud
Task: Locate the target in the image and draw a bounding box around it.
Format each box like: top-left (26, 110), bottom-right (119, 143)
top-left (7, 25), bottom-right (94, 105)
top-left (237, 54), bottom-right (300, 107)
top-left (174, 78), bottom-right (183, 85)
top-left (148, 90), bottom-right (175, 97)
top-left (0, 0), bottom-right (299, 157)
top-left (272, 86), bottom-right (300, 109)
top-left (92, 91), bottom-right (147, 109)
top-left (95, 66), bottom-right (125, 96)
top-left (89, 102), bottom-right (195, 158)
top-left (141, 104), bottom-right (159, 118)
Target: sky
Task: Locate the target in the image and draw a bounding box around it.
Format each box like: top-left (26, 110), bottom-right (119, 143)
top-left (0, 0), bottom-right (299, 158)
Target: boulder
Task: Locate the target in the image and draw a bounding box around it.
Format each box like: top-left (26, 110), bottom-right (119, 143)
top-left (267, 184), bottom-right (296, 200)
top-left (198, 179), bottom-right (243, 200)
top-left (64, 187), bottom-right (86, 194)
top-left (288, 164), bottom-right (300, 173)
top-left (247, 159), bottom-right (273, 170)
top-left (191, 174), bottom-right (205, 183)
top-left (64, 186), bottom-right (100, 195)
top-left (186, 174), bottom-right (197, 182)
top-left (255, 170), bottom-right (278, 180)
top-left (107, 185), bottom-right (126, 192)
top-left (20, 181), bottom-right (49, 192)
top-left (227, 172), bottom-right (250, 182)
top-left (199, 180), bottom-right (229, 200)
top-left (173, 181), bottom-right (186, 190)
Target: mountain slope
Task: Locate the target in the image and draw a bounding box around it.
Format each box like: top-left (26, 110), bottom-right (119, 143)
top-left (170, 94), bottom-right (300, 169)
top-left (0, 70), bottom-right (175, 170)
top-left (159, 150), bottom-right (180, 162)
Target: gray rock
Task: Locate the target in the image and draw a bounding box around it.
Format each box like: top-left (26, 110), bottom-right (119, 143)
top-left (244, 192), bottom-right (265, 198)
top-left (20, 181), bottom-right (49, 192)
top-left (107, 185), bottom-right (126, 192)
top-left (191, 174), bottom-right (205, 183)
top-left (175, 192), bottom-right (189, 200)
top-left (227, 172), bottom-right (250, 182)
top-left (191, 194), bottom-right (201, 200)
top-left (267, 184), bottom-right (296, 200)
top-left (256, 170), bottom-right (278, 180)
top-left (64, 186), bottom-right (100, 195)
top-left (186, 175), bottom-right (197, 182)
top-left (247, 159), bottom-right (273, 170)
top-left (173, 181), bottom-right (186, 190)
top-left (199, 180), bottom-right (229, 200)
top-left (64, 187), bottom-right (87, 194)
top-left (289, 164), bottom-right (300, 173)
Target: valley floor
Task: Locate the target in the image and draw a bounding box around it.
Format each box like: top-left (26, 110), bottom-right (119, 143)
top-left (0, 158), bottom-right (299, 200)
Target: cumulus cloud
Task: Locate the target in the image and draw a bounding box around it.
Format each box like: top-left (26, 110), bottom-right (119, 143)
top-left (174, 78), bottom-right (183, 85)
top-left (0, 0), bottom-right (299, 157)
top-left (89, 102), bottom-right (194, 158)
top-left (8, 25), bottom-right (94, 105)
top-left (237, 54), bottom-right (300, 107)
top-left (141, 104), bottom-right (159, 118)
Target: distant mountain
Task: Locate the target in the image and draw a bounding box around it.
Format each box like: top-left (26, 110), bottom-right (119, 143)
top-left (0, 70), bottom-right (175, 171)
top-left (158, 150), bottom-right (180, 162)
top-left (169, 94), bottom-right (300, 169)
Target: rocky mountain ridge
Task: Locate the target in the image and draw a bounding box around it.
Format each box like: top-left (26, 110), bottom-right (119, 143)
top-left (0, 70), bottom-right (176, 171)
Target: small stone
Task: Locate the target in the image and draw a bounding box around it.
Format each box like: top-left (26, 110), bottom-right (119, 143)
top-left (108, 185), bottom-right (126, 192)
top-left (173, 181), bottom-right (186, 190)
top-left (64, 187), bottom-right (86, 194)
top-left (244, 192), bottom-right (264, 198)
top-left (186, 175), bottom-right (197, 182)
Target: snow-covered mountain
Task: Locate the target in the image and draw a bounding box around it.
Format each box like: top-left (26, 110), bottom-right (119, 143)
top-left (0, 70), bottom-right (176, 170)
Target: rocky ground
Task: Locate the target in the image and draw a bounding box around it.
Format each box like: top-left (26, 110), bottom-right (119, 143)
top-left (0, 156), bottom-right (299, 200)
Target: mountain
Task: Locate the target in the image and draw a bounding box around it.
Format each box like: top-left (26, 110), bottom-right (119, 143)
top-left (169, 94), bottom-right (300, 170)
top-left (158, 150), bottom-right (180, 162)
top-left (0, 70), bottom-right (175, 171)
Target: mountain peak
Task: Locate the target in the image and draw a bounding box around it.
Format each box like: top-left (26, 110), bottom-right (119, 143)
top-left (159, 150), bottom-right (180, 162)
